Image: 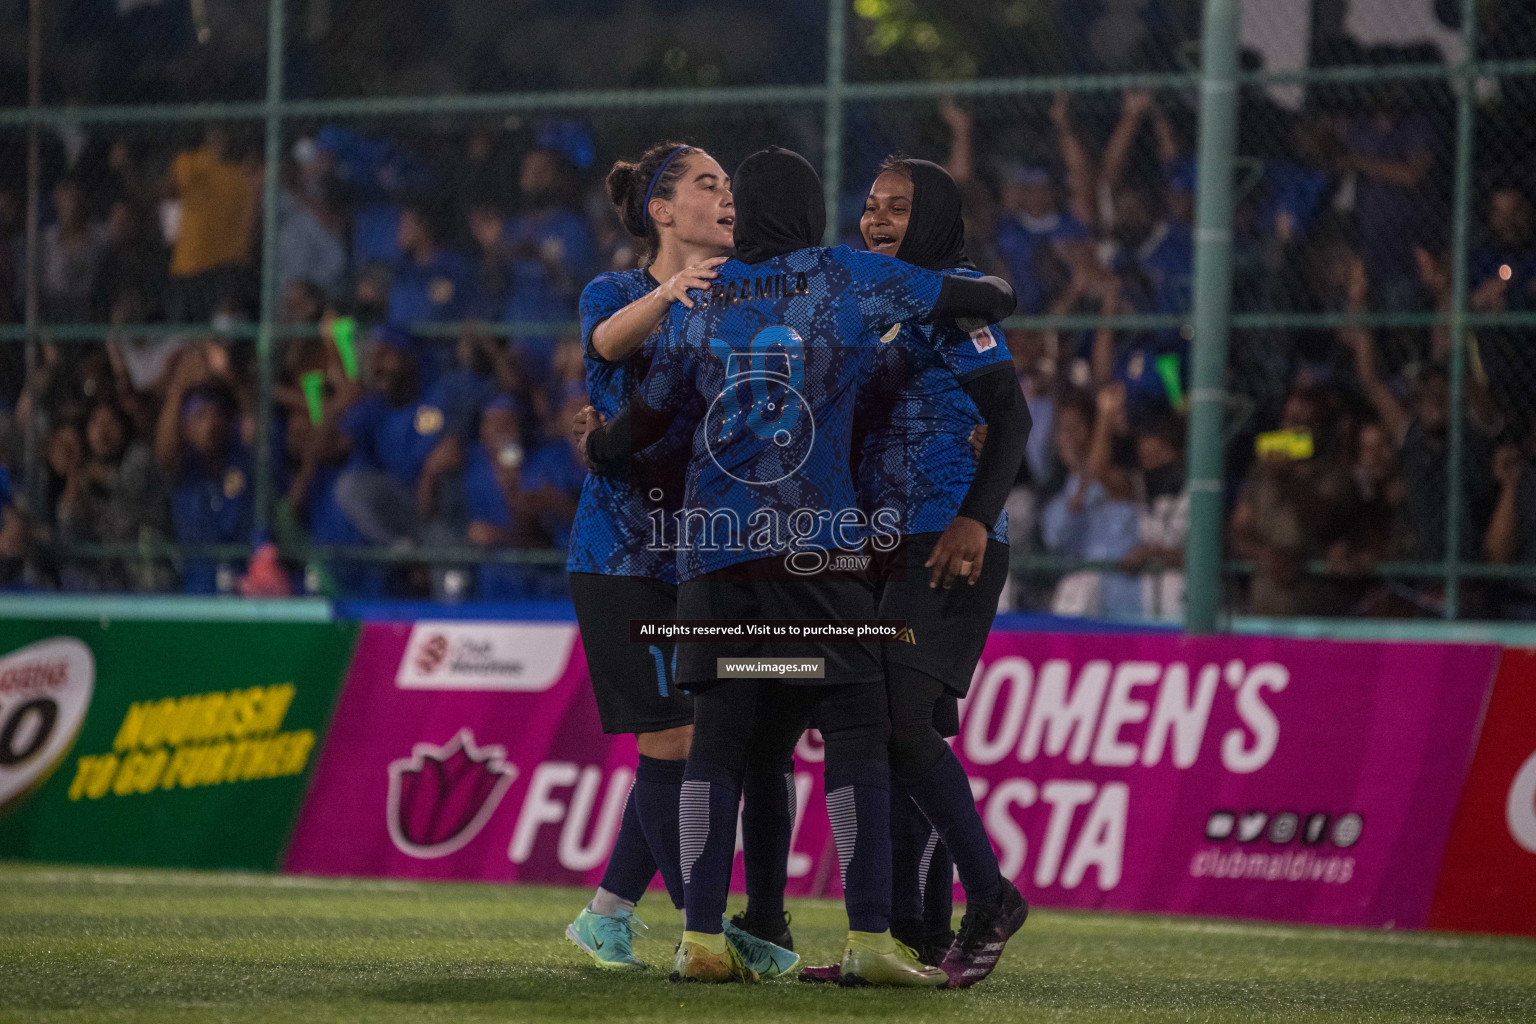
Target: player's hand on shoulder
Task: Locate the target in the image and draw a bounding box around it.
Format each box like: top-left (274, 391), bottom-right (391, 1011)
top-left (659, 256), bottom-right (727, 309)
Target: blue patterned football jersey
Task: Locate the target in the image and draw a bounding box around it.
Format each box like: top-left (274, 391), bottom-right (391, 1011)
top-left (858, 267), bottom-right (1012, 543)
top-left (567, 269), bottom-right (698, 581)
top-left (638, 246), bottom-right (947, 581)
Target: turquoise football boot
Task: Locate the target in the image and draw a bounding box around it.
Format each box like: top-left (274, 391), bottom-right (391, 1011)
top-left (723, 915), bottom-right (800, 979)
top-left (566, 906), bottom-right (649, 970)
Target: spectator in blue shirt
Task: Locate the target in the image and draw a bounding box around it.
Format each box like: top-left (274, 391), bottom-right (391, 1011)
top-left (461, 394), bottom-right (541, 599)
top-left (388, 200), bottom-right (479, 330)
top-left (1040, 391), bottom-right (1143, 618)
top-left (510, 149), bottom-right (597, 292)
top-left (1260, 111), bottom-right (1339, 248)
top-left (281, 401), bottom-right (388, 598)
top-left (998, 164), bottom-right (1091, 250)
top-left (504, 149), bottom-right (596, 377)
top-left (995, 164), bottom-right (1091, 314)
top-left (435, 326), bottom-right (504, 430)
top-left (1100, 93), bottom-right (1194, 323)
top-left (1163, 158), bottom-right (1197, 228)
top-left (460, 388), bottom-right (585, 599)
top-left (333, 330), bottom-right (466, 547)
top-left (1109, 179), bottom-right (1193, 325)
top-left (468, 198), bottom-right (514, 316)
top-left (1341, 91), bottom-right (1440, 310)
top-left (521, 384), bottom-right (588, 550)
top-left (154, 359), bottom-right (252, 594)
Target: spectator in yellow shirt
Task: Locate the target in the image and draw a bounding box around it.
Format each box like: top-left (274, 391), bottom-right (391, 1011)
top-left (167, 125), bottom-right (259, 322)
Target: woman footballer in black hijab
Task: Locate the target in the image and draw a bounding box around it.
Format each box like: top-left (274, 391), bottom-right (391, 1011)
top-left (799, 157), bottom-right (1032, 988)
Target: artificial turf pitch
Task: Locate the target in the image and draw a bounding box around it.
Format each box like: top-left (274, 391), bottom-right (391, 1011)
top-left (1, 863), bottom-right (1533, 1023)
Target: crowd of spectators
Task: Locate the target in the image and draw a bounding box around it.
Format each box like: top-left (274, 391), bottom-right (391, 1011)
top-left (930, 57), bottom-right (1536, 622)
top-left (1, 31), bottom-right (1535, 620)
top-left (0, 118), bottom-right (602, 601)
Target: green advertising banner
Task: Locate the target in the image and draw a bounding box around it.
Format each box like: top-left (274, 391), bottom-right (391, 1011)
top-left (0, 618), bottom-right (357, 871)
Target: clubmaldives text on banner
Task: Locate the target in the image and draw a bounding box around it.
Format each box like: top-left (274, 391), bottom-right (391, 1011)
top-left (0, 619), bottom-right (357, 871)
top-left (1427, 647), bottom-right (1536, 936)
top-left (286, 621), bottom-right (830, 890)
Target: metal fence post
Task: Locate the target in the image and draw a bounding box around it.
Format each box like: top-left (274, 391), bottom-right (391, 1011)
top-left (1443, 0), bottom-right (1480, 619)
top-left (822, 0), bottom-right (845, 245)
top-left (21, 0), bottom-right (43, 522)
top-left (254, 0), bottom-right (287, 543)
top-left (1183, 0), bottom-right (1242, 633)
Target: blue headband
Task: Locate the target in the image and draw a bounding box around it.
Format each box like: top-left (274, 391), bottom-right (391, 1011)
top-left (641, 145), bottom-right (691, 226)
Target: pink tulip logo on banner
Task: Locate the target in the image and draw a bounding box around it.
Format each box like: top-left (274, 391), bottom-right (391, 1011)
top-left (386, 728), bottom-right (518, 858)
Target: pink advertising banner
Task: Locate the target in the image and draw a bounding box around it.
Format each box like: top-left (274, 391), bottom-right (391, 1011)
top-left (286, 620), bottom-right (836, 894)
top-left (287, 623), bottom-right (1499, 930)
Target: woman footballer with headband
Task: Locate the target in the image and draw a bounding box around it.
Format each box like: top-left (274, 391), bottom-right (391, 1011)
top-left (563, 141), bottom-right (733, 970)
top-left (564, 143), bottom-right (799, 980)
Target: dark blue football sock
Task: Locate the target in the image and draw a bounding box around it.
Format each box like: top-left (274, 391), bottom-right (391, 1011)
top-left (825, 778), bottom-right (892, 934)
top-left (922, 833), bottom-right (956, 942)
top-left (906, 747), bottom-right (1002, 912)
top-left (597, 781), bottom-right (658, 905)
top-left (633, 755), bottom-right (687, 910)
top-left (741, 765), bottom-right (795, 921)
top-left (680, 759), bottom-right (743, 935)
top-left (888, 777), bottom-right (928, 942)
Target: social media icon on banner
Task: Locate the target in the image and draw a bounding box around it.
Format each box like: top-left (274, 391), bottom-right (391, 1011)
top-left (1237, 811), bottom-right (1269, 843)
top-left (1268, 813), bottom-right (1300, 844)
top-left (1205, 811), bottom-right (1236, 841)
top-left (1332, 813), bottom-right (1364, 848)
top-left (1303, 813), bottom-right (1330, 845)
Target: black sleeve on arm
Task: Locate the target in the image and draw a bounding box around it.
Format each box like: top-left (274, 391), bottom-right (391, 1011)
top-left (584, 393), bottom-right (678, 470)
top-left (956, 364), bottom-right (1031, 528)
top-left (582, 317), bottom-right (612, 363)
top-left (928, 275), bottom-right (1017, 325)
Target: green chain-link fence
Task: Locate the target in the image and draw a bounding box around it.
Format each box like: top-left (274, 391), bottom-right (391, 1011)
top-left (2, 0), bottom-right (1535, 625)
